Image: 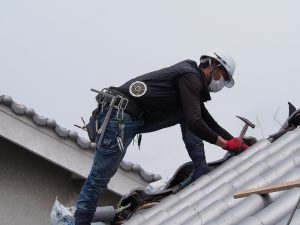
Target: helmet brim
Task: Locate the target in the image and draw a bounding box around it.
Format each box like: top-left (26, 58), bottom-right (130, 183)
top-left (225, 78), bottom-right (235, 88)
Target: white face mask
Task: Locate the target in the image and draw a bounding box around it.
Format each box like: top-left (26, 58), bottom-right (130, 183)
top-left (208, 76), bottom-right (225, 93)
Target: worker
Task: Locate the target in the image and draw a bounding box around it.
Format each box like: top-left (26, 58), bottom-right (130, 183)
top-left (74, 50), bottom-right (249, 225)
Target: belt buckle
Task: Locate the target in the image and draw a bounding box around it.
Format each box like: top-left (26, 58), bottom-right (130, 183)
top-left (117, 96), bottom-right (128, 110)
top-left (115, 95), bottom-right (128, 120)
top-left (95, 93), bottom-right (105, 104)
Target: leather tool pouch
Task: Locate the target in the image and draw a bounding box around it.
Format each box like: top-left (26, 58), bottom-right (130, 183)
top-left (86, 107), bottom-right (100, 143)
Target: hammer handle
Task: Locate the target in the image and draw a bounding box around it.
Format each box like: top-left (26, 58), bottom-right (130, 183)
top-left (239, 125), bottom-right (249, 139)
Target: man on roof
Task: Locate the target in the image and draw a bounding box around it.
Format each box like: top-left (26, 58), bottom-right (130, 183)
top-left (74, 50), bottom-right (249, 225)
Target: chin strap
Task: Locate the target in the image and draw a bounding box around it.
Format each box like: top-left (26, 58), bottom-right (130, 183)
top-left (200, 57), bottom-right (218, 86)
top-left (208, 58), bottom-right (216, 85)
top-left (200, 58), bottom-right (213, 85)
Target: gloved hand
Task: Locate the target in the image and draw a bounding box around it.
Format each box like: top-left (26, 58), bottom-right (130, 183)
top-left (242, 136), bottom-right (257, 146)
top-left (223, 137), bottom-right (249, 152)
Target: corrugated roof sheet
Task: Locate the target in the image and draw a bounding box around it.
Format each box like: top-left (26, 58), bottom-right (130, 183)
top-left (123, 127), bottom-right (300, 225)
top-left (0, 95), bottom-right (161, 182)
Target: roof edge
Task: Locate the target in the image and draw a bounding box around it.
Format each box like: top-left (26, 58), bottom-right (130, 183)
top-left (0, 94), bottom-right (161, 183)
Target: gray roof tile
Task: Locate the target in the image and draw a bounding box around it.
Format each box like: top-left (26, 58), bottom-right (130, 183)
top-left (120, 161), bottom-right (134, 171)
top-left (68, 130), bottom-right (78, 140)
top-left (25, 107), bottom-right (35, 117)
top-left (76, 137), bottom-right (91, 149)
top-left (55, 125), bottom-right (69, 138)
top-left (11, 101), bottom-right (26, 114)
top-left (120, 160), bottom-right (162, 182)
top-left (132, 164), bottom-right (142, 172)
top-left (33, 114), bottom-right (48, 126)
top-left (276, 209), bottom-right (300, 225)
top-left (46, 118), bottom-right (57, 128)
top-left (140, 169), bottom-right (155, 181)
top-left (0, 95), bottom-right (161, 182)
top-left (3, 95), bottom-right (13, 106)
top-left (124, 127), bottom-right (300, 225)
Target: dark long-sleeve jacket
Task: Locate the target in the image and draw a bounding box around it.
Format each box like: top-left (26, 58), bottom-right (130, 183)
top-left (115, 60), bottom-right (233, 144)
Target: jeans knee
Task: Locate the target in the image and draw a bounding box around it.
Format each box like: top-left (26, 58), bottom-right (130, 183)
top-left (87, 171), bottom-right (111, 189)
top-left (182, 133), bottom-right (204, 150)
top-left (186, 145), bottom-right (207, 166)
top-left (184, 142), bottom-right (204, 152)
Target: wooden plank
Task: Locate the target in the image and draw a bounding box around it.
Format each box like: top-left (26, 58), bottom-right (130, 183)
top-left (234, 180), bottom-right (300, 199)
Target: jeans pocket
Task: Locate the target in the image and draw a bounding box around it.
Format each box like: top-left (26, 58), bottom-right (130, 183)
top-left (96, 117), bottom-right (120, 155)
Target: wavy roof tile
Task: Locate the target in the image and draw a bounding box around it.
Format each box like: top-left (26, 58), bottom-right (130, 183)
top-left (0, 95), bottom-right (161, 183)
top-left (123, 127), bottom-right (300, 225)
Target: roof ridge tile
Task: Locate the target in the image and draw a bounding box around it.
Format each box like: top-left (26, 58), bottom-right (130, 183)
top-left (0, 95), bottom-right (161, 182)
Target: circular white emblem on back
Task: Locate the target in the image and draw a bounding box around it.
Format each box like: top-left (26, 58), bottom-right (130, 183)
top-left (129, 81), bottom-right (147, 97)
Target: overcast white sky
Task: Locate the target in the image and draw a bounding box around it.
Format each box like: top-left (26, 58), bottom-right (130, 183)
top-left (1, 0), bottom-right (300, 179)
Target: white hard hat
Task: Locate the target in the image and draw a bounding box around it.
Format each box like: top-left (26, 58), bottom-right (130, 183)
top-left (200, 50), bottom-right (236, 88)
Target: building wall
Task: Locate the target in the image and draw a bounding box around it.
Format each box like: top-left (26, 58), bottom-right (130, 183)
top-left (0, 137), bottom-right (120, 225)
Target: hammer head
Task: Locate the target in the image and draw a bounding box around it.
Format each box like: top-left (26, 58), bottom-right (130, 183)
top-left (236, 116), bottom-right (255, 128)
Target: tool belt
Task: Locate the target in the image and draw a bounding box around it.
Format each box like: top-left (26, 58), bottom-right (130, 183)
top-left (89, 87), bottom-right (144, 151)
top-left (101, 87), bottom-right (143, 119)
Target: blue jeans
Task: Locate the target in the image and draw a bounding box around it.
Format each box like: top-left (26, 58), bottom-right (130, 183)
top-left (75, 110), bottom-right (210, 224)
top-left (140, 112), bottom-right (211, 179)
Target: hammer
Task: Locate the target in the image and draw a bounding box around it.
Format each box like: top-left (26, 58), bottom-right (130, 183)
top-left (236, 116), bottom-right (255, 138)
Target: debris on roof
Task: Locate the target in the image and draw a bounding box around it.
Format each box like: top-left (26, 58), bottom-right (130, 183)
top-left (234, 180), bottom-right (300, 199)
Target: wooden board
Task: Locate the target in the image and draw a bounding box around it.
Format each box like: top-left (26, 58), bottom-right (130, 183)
top-left (234, 180), bottom-right (300, 199)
